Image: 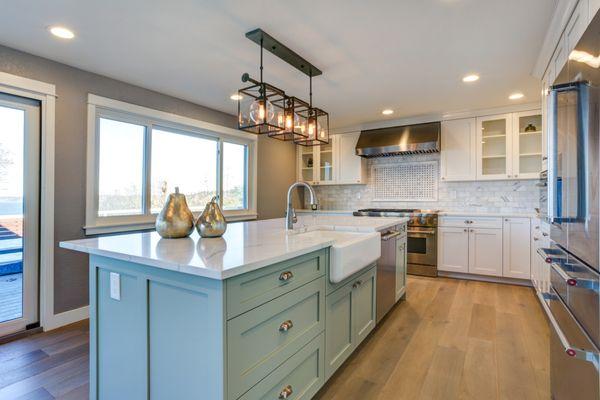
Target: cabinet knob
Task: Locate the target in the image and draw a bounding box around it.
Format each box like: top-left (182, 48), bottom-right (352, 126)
top-left (464, 229), bottom-right (468, 232)
top-left (279, 271), bottom-right (294, 282)
top-left (279, 320), bottom-right (294, 332)
top-left (352, 280), bottom-right (363, 289)
top-left (505, 218), bottom-right (509, 222)
top-left (279, 385), bottom-right (293, 399)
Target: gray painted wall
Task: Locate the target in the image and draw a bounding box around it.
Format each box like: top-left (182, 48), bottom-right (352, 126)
top-left (0, 45), bottom-right (297, 314)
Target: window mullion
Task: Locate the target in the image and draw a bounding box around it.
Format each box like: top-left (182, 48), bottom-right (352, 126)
top-left (217, 139), bottom-right (224, 208)
top-left (143, 124), bottom-right (153, 216)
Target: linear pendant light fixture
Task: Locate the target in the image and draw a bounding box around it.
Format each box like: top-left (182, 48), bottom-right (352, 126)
top-left (237, 29), bottom-right (329, 146)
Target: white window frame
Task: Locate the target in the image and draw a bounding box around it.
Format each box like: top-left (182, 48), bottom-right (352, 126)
top-left (85, 94), bottom-right (257, 235)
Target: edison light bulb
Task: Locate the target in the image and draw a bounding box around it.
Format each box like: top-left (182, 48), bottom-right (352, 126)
top-left (249, 99), bottom-right (274, 123)
top-left (308, 121), bottom-right (316, 138)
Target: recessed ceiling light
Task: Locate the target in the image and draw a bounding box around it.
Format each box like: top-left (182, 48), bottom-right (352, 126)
top-left (382, 109), bottom-right (394, 115)
top-left (462, 74), bottom-right (479, 83)
top-left (230, 94), bottom-right (243, 101)
top-left (509, 92), bottom-right (524, 100)
top-left (48, 26), bottom-right (75, 39)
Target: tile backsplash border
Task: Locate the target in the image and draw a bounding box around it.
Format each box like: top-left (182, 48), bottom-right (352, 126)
top-left (305, 154), bottom-right (540, 214)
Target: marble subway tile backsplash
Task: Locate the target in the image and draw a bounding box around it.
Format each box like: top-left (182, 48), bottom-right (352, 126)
top-left (306, 154), bottom-right (540, 214)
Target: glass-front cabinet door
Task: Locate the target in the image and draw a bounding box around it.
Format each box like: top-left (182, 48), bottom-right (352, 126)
top-left (318, 142), bottom-right (334, 183)
top-left (513, 110), bottom-right (543, 179)
top-left (476, 114), bottom-right (512, 180)
top-left (299, 145), bottom-right (315, 183)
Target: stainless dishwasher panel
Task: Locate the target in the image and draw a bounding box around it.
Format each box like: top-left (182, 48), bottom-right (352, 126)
top-left (376, 229), bottom-right (399, 323)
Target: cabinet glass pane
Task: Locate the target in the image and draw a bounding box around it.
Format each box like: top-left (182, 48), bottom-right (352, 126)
top-left (481, 118), bottom-right (507, 176)
top-left (319, 143), bottom-right (333, 182)
top-left (517, 114), bottom-right (542, 174)
top-left (300, 146), bottom-right (314, 182)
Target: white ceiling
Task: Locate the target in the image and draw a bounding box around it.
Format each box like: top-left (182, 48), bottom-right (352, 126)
top-left (0, 0), bottom-right (556, 128)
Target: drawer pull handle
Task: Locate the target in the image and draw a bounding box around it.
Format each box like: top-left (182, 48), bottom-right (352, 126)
top-left (279, 385), bottom-right (293, 399)
top-left (352, 280), bottom-right (362, 289)
top-left (279, 320), bottom-right (294, 332)
top-left (279, 271), bottom-right (294, 282)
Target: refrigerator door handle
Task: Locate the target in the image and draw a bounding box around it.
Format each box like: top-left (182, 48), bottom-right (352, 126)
top-left (541, 290), bottom-right (600, 371)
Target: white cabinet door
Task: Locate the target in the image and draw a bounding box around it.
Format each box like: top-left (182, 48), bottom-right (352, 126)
top-left (438, 227), bottom-right (469, 273)
top-left (512, 110), bottom-right (543, 179)
top-left (553, 33), bottom-right (567, 78)
top-left (591, 0), bottom-right (600, 20)
top-left (502, 218), bottom-right (531, 279)
top-left (541, 69), bottom-right (551, 171)
top-left (297, 146), bottom-right (317, 184)
top-left (476, 114), bottom-right (512, 180)
top-left (317, 140), bottom-right (335, 185)
top-left (566, 0), bottom-right (589, 53)
top-left (468, 228), bottom-right (503, 277)
top-left (440, 118), bottom-right (477, 181)
top-left (336, 132), bottom-right (366, 184)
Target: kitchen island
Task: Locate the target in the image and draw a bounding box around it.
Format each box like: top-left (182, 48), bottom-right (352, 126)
top-left (60, 216), bottom-right (407, 400)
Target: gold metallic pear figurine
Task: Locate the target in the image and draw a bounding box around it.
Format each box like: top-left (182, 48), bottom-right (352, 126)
top-left (196, 196), bottom-right (227, 238)
top-left (155, 187), bottom-right (195, 238)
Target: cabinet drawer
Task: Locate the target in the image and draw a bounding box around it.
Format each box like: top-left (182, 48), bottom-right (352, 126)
top-left (238, 332), bottom-right (325, 400)
top-left (439, 216), bottom-right (502, 229)
top-left (227, 278), bottom-right (325, 400)
top-left (327, 263), bottom-right (376, 295)
top-left (226, 249), bottom-right (327, 318)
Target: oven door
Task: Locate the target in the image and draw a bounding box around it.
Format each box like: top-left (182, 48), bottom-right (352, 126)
top-left (407, 227), bottom-right (437, 267)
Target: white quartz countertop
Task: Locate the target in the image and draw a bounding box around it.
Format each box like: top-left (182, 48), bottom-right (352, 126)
top-left (60, 216), bottom-right (408, 280)
top-left (298, 209), bottom-right (537, 219)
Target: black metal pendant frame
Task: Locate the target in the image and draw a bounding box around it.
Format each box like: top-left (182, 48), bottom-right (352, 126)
top-left (237, 80), bottom-right (286, 134)
top-left (294, 107), bottom-right (330, 147)
top-left (268, 96), bottom-right (310, 141)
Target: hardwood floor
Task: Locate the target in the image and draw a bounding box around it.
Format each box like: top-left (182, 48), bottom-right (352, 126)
top-left (314, 276), bottom-right (550, 400)
top-left (0, 276), bottom-right (549, 400)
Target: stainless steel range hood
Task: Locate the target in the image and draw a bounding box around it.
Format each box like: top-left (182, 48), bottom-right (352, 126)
top-left (355, 121), bottom-right (441, 158)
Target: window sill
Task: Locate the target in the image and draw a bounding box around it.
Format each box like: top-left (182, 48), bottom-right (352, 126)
top-left (84, 213), bottom-right (258, 236)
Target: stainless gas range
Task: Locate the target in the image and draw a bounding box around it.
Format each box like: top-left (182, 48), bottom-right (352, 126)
top-left (353, 209), bottom-right (439, 277)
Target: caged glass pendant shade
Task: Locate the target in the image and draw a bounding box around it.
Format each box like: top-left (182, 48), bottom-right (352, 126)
top-left (294, 107), bottom-right (329, 146)
top-left (238, 81), bottom-right (286, 134)
top-left (268, 96), bottom-right (310, 141)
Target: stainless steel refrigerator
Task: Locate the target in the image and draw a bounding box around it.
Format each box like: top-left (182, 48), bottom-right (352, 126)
top-left (543, 11), bottom-right (600, 400)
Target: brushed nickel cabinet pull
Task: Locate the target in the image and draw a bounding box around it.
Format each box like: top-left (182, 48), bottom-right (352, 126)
top-left (279, 271), bottom-right (294, 282)
top-left (279, 385), bottom-right (293, 399)
top-left (279, 320), bottom-right (294, 332)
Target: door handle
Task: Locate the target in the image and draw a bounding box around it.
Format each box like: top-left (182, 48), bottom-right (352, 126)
top-left (541, 290), bottom-right (600, 370)
top-left (407, 230), bottom-right (436, 235)
top-left (381, 231), bottom-right (401, 241)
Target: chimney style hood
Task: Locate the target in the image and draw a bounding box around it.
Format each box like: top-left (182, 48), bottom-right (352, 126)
top-left (355, 121), bottom-right (441, 158)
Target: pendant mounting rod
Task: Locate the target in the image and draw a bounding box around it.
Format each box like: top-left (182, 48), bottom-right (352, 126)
top-left (245, 28), bottom-right (323, 77)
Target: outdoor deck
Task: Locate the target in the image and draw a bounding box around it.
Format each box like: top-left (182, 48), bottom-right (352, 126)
top-left (0, 219), bottom-right (23, 323)
top-left (0, 273), bottom-right (22, 322)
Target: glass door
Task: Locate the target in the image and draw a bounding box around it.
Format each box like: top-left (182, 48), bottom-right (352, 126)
top-left (477, 114), bottom-right (511, 180)
top-left (318, 142), bottom-right (334, 183)
top-left (299, 146), bottom-right (315, 183)
top-left (513, 110), bottom-right (543, 179)
top-left (0, 93), bottom-right (40, 337)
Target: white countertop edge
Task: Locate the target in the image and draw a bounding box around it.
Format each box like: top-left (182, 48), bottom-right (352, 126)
top-left (60, 240), bottom-right (336, 280)
top-left (298, 209), bottom-right (537, 219)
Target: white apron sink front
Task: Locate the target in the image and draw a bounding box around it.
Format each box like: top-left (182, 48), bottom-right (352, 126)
top-left (294, 230), bottom-right (381, 283)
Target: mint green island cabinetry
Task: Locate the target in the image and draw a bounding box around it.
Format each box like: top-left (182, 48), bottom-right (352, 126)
top-left (61, 217), bottom-right (407, 400)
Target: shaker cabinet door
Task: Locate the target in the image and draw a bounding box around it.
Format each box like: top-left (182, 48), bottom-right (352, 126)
top-left (325, 283), bottom-right (354, 379)
top-left (502, 218), bottom-right (531, 279)
top-left (468, 228), bottom-right (503, 277)
top-left (440, 118), bottom-right (477, 181)
top-left (438, 227), bottom-right (469, 274)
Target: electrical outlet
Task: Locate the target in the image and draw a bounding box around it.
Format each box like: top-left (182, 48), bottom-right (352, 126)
top-left (110, 272), bottom-right (120, 301)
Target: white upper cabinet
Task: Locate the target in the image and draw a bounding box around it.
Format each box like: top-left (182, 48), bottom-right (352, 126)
top-left (502, 218), bottom-right (531, 279)
top-left (591, 0), bottom-right (600, 20)
top-left (512, 110), bottom-right (543, 179)
top-left (476, 114), bottom-right (513, 180)
top-left (336, 132), bottom-right (367, 185)
top-left (566, 0), bottom-right (589, 53)
top-left (297, 132), bottom-right (366, 186)
top-left (440, 118), bottom-right (477, 182)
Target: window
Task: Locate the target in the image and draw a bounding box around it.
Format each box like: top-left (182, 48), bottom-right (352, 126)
top-left (86, 95), bottom-right (257, 234)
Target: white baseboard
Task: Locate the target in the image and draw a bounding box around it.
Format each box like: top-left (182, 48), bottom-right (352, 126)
top-left (437, 271), bottom-right (532, 287)
top-left (43, 306), bottom-right (89, 331)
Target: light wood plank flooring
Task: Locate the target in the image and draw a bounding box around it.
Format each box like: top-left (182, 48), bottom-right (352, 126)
top-left (315, 276), bottom-right (550, 400)
top-left (0, 276), bottom-right (549, 400)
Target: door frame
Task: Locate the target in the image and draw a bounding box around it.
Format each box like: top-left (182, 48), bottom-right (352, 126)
top-left (0, 71), bottom-right (57, 332)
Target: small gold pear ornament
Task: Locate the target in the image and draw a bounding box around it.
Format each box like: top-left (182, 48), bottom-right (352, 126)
top-left (196, 196), bottom-right (227, 238)
top-left (155, 187), bottom-right (195, 238)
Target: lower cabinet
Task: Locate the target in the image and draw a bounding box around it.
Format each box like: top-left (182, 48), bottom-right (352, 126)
top-left (438, 227), bottom-right (469, 273)
top-left (395, 238), bottom-right (407, 301)
top-left (502, 217), bottom-right (531, 279)
top-left (325, 266), bottom-right (376, 379)
top-left (468, 228), bottom-right (503, 277)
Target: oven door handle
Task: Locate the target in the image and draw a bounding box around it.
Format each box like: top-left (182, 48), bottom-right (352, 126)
top-left (541, 290), bottom-right (600, 370)
top-left (381, 231), bottom-right (401, 241)
top-left (407, 230), bottom-right (436, 235)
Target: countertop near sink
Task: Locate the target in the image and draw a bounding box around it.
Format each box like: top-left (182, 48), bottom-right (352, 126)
top-left (297, 209), bottom-right (538, 219)
top-left (60, 215), bottom-right (407, 280)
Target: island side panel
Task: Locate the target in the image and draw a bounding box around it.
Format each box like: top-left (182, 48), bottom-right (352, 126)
top-left (89, 255), bottom-right (226, 400)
